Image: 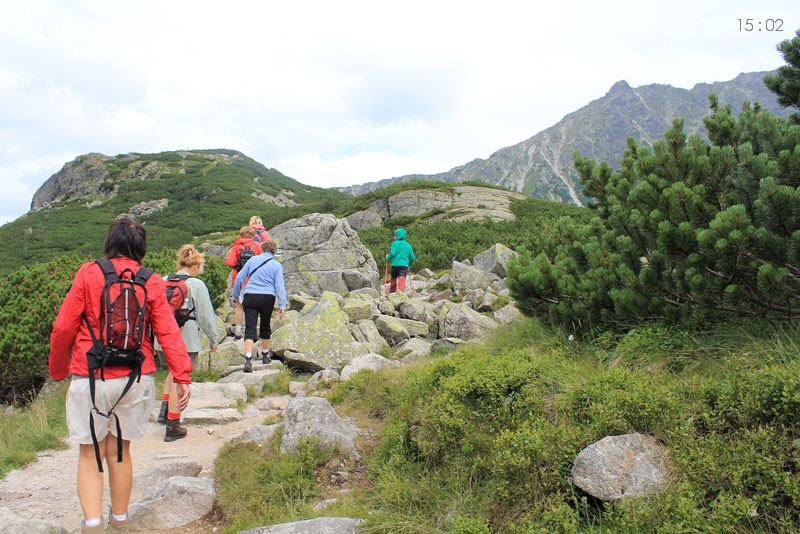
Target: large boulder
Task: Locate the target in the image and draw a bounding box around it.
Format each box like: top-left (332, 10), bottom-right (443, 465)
top-left (280, 397), bottom-right (360, 461)
top-left (451, 261), bottom-right (491, 294)
top-left (571, 433), bottom-right (673, 501)
top-left (127, 477), bottom-right (215, 530)
top-left (268, 213), bottom-right (380, 296)
top-left (271, 292), bottom-right (368, 371)
top-left (341, 353), bottom-right (399, 381)
top-left (441, 304), bottom-right (498, 340)
top-left (346, 207), bottom-right (383, 231)
top-left (383, 186), bottom-right (524, 222)
top-left (473, 243), bottom-right (518, 278)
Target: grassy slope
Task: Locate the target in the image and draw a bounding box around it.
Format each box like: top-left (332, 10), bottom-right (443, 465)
top-left (0, 150), bottom-right (349, 276)
top-left (214, 318), bottom-right (800, 533)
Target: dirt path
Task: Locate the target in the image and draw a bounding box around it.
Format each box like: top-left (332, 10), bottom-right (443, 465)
top-left (0, 401), bottom-right (283, 533)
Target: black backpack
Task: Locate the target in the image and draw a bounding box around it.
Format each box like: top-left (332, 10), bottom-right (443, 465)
top-left (235, 246), bottom-right (256, 271)
top-left (83, 259), bottom-right (153, 472)
top-left (165, 273), bottom-right (194, 327)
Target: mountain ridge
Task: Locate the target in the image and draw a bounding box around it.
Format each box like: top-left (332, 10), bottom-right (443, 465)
top-left (338, 71), bottom-right (789, 204)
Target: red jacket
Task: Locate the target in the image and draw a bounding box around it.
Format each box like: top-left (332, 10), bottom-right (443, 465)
top-left (226, 237), bottom-right (261, 287)
top-left (49, 257), bottom-right (193, 383)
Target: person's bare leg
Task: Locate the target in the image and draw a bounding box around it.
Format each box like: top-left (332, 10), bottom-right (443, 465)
top-left (165, 374), bottom-right (178, 414)
top-left (105, 437), bottom-right (132, 516)
top-left (77, 442), bottom-right (106, 521)
top-left (234, 301), bottom-right (244, 338)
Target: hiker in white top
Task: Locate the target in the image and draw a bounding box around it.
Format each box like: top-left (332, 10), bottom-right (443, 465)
top-left (155, 245), bottom-right (219, 441)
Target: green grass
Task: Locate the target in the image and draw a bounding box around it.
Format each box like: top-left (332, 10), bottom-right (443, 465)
top-left (215, 318), bottom-right (800, 533)
top-left (0, 381), bottom-right (69, 478)
top-left (9, 319), bottom-right (800, 531)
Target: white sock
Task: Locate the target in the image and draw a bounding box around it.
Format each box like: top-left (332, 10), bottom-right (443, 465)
top-left (235, 326), bottom-right (243, 334)
top-left (84, 517), bottom-right (102, 527)
top-left (112, 511), bottom-right (128, 521)
top-left (245, 352), bottom-right (252, 359)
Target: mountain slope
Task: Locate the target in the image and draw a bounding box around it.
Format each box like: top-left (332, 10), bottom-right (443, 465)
top-left (0, 149), bottom-right (347, 276)
top-left (340, 71), bottom-right (790, 204)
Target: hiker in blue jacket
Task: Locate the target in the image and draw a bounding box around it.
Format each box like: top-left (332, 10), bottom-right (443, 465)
top-left (232, 239), bottom-right (287, 372)
top-left (385, 227), bottom-right (416, 294)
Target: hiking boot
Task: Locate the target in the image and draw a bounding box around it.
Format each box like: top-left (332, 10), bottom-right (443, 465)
top-left (164, 419), bottom-right (187, 442)
top-left (80, 521), bottom-right (104, 533)
top-left (233, 330), bottom-right (243, 341)
top-left (243, 357), bottom-right (253, 373)
top-left (107, 508), bottom-right (131, 532)
top-left (261, 350), bottom-right (270, 364)
top-left (156, 400), bottom-right (168, 424)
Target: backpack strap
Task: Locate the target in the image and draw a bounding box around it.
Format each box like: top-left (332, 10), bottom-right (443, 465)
top-left (84, 259), bottom-right (151, 472)
top-left (248, 257), bottom-right (273, 279)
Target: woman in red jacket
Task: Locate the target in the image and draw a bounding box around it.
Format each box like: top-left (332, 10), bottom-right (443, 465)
top-left (226, 225), bottom-right (261, 340)
top-left (49, 217), bottom-right (192, 533)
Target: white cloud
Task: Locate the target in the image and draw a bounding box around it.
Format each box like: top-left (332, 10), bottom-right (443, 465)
top-left (0, 0), bottom-right (797, 224)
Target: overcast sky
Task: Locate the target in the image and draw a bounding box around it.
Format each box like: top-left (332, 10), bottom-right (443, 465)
top-left (1, 0), bottom-right (797, 224)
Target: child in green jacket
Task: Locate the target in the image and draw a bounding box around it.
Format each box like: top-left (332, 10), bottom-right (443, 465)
top-left (385, 227), bottom-right (416, 293)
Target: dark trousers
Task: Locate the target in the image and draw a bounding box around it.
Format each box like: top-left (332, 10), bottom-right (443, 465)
top-left (242, 293), bottom-right (276, 341)
top-left (389, 266), bottom-right (409, 293)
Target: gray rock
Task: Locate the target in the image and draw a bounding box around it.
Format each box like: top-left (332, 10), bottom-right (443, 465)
top-left (451, 261), bottom-right (491, 294)
top-left (308, 370), bottom-right (341, 391)
top-left (134, 458), bottom-right (202, 492)
top-left (356, 320), bottom-right (390, 354)
top-left (186, 382), bottom-right (247, 409)
top-left (398, 299), bottom-right (437, 327)
top-left (233, 424), bottom-right (281, 447)
top-left (0, 507), bottom-right (66, 533)
top-left (477, 291), bottom-right (499, 312)
top-left (341, 353), bottom-right (400, 381)
top-left (374, 316), bottom-right (410, 346)
top-left (127, 476), bottom-right (215, 530)
top-left (441, 304), bottom-right (498, 340)
top-left (268, 213), bottom-right (379, 296)
top-left (494, 304), bottom-right (523, 325)
top-left (342, 297), bottom-right (373, 323)
top-left (281, 397), bottom-right (360, 461)
top-left (219, 368), bottom-right (282, 387)
top-left (396, 317), bottom-right (430, 338)
top-left (238, 516), bottom-right (364, 534)
top-left (350, 287), bottom-right (380, 299)
top-left (182, 407), bottom-right (243, 424)
top-left (346, 207), bottom-right (383, 231)
top-left (396, 337), bottom-right (433, 364)
top-left (377, 299), bottom-right (395, 315)
top-left (571, 433), bottom-right (672, 501)
top-left (271, 293), bottom-right (369, 371)
top-left (415, 268), bottom-right (436, 279)
top-left (473, 243), bottom-right (518, 278)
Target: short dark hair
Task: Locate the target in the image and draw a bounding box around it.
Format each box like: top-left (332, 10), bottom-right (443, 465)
top-left (104, 217), bottom-right (147, 263)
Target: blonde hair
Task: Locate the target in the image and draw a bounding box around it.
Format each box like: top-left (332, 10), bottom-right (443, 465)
top-left (249, 215), bottom-right (263, 226)
top-left (260, 239), bottom-right (278, 255)
top-left (240, 226), bottom-right (255, 238)
top-left (176, 244), bottom-right (204, 269)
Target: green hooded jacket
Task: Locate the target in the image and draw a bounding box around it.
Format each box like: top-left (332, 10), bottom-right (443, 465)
top-left (385, 228), bottom-right (416, 268)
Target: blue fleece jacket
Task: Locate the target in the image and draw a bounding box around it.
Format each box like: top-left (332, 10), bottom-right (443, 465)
top-left (232, 252), bottom-right (288, 309)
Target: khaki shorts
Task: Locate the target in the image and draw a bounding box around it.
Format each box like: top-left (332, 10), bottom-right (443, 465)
top-left (66, 374), bottom-right (156, 444)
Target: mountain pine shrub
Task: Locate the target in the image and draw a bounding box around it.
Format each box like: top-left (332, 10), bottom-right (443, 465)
top-left (508, 100), bottom-right (800, 330)
top-left (0, 256), bottom-right (84, 404)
